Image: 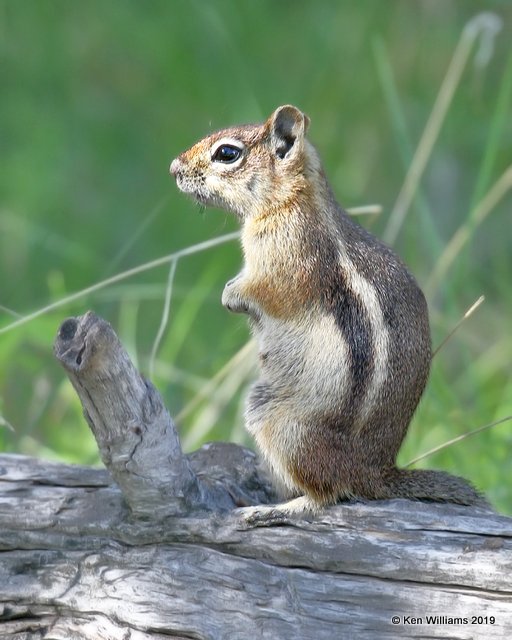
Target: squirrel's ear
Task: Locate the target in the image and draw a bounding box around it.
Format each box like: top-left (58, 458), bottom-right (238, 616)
top-left (268, 105), bottom-right (310, 160)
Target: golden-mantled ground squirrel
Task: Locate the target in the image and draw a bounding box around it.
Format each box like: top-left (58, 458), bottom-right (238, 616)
top-left (171, 105), bottom-right (486, 525)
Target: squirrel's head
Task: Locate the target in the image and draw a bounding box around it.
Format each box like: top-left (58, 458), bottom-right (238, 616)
top-left (170, 105), bottom-right (322, 220)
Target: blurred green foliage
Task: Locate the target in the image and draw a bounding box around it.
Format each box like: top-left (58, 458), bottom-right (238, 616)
top-left (1, 1), bottom-right (511, 511)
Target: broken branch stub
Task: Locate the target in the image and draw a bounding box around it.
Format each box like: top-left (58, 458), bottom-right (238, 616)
top-left (54, 311), bottom-right (206, 518)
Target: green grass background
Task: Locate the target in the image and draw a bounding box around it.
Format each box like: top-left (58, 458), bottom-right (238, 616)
top-left (1, 0), bottom-right (511, 512)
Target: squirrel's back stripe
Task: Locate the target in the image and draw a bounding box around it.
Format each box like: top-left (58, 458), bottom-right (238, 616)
top-left (344, 264), bottom-right (390, 426)
top-left (321, 264), bottom-right (375, 416)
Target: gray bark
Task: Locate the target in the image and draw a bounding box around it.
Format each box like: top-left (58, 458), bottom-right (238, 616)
top-left (0, 311), bottom-right (511, 640)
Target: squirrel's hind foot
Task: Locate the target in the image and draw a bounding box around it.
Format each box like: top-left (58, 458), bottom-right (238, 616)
top-left (235, 495), bottom-right (318, 529)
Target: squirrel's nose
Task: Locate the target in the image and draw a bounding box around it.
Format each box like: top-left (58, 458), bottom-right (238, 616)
top-left (169, 157), bottom-right (181, 176)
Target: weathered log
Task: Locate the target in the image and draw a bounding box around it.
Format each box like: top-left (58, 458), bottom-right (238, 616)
top-left (0, 311), bottom-right (511, 640)
top-left (53, 312), bottom-right (231, 517)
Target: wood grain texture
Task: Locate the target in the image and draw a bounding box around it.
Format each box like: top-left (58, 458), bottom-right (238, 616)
top-left (1, 454), bottom-right (511, 640)
top-left (0, 312), bottom-right (510, 639)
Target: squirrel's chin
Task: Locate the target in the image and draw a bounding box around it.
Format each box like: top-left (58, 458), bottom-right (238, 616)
top-left (179, 186), bottom-right (214, 208)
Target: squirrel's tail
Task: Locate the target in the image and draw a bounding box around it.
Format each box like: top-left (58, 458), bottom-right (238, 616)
top-left (385, 468), bottom-right (489, 507)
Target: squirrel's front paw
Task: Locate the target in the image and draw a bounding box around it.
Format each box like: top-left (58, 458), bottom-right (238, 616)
top-left (222, 275), bottom-right (249, 314)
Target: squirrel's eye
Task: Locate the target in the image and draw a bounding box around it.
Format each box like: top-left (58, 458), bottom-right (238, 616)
top-left (212, 144), bottom-right (242, 164)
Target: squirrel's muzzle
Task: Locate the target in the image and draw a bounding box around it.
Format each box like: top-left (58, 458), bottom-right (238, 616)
top-left (169, 157), bottom-right (181, 177)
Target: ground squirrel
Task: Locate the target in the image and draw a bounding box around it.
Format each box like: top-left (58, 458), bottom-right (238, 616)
top-left (170, 105), bottom-right (486, 525)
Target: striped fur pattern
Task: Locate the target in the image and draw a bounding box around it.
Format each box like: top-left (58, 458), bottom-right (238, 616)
top-left (171, 105), bottom-right (485, 523)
